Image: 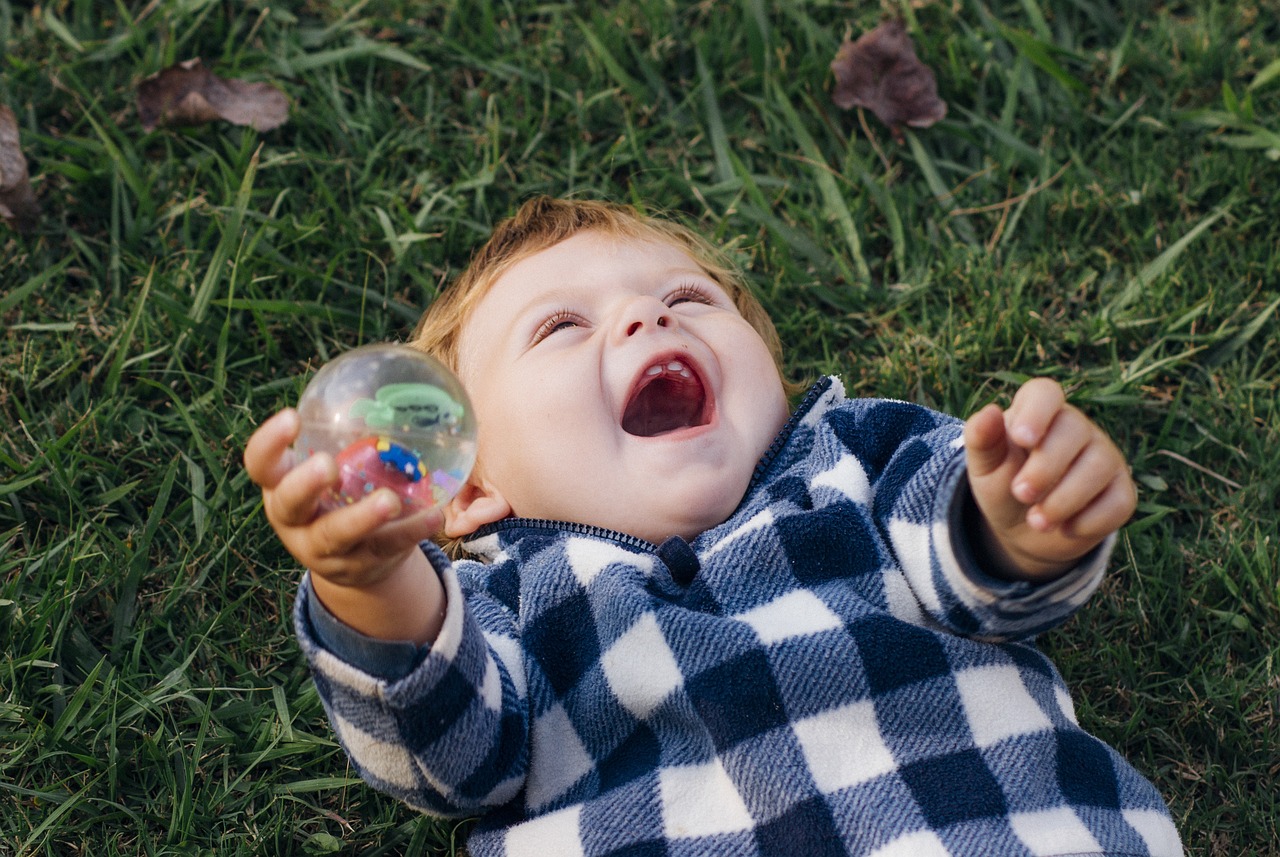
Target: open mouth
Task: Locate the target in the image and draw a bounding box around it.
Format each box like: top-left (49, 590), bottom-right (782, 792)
top-left (621, 358), bottom-right (712, 437)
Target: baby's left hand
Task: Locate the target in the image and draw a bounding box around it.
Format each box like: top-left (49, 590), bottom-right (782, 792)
top-left (963, 378), bottom-right (1137, 581)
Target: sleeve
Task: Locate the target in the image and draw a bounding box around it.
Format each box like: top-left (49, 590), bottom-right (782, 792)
top-left (303, 584), bottom-right (427, 681)
top-left (293, 541), bottom-right (529, 817)
top-left (859, 400), bottom-right (1108, 641)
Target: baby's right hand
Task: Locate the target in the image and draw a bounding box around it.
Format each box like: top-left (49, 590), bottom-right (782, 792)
top-left (243, 408), bottom-right (443, 589)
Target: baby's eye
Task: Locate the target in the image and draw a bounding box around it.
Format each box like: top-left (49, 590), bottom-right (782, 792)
top-left (666, 283), bottom-right (716, 306)
top-left (533, 310), bottom-right (583, 343)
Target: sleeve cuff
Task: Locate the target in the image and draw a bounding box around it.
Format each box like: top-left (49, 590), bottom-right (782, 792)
top-left (300, 542), bottom-right (449, 682)
top-left (945, 479), bottom-right (1110, 620)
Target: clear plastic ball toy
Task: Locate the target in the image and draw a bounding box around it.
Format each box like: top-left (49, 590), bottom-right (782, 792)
top-left (294, 344), bottom-right (477, 514)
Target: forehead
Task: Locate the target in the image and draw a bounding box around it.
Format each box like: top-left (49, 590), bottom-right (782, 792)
top-left (513, 229), bottom-right (698, 284)
top-left (478, 232), bottom-right (709, 314)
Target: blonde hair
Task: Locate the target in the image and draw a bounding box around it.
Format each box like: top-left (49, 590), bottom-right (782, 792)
top-left (410, 196), bottom-right (787, 378)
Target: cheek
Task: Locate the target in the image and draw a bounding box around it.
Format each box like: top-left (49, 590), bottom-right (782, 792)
top-left (473, 374), bottom-right (573, 466)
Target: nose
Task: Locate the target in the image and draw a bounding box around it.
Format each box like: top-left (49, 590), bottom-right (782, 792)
top-left (615, 296), bottom-right (674, 340)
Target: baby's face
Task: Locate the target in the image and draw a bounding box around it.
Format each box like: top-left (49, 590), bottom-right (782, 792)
top-left (455, 231), bottom-right (789, 545)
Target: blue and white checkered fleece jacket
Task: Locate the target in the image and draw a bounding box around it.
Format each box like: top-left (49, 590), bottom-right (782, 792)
top-left (295, 377), bottom-right (1182, 856)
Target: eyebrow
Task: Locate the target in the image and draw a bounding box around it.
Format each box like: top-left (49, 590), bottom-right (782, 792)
top-left (500, 258), bottom-right (721, 325)
top-left (506, 287), bottom-right (583, 325)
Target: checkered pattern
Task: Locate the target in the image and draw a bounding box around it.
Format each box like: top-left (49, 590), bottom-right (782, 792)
top-left (296, 377), bottom-right (1182, 857)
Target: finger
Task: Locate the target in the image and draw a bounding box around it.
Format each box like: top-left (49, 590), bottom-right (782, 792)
top-left (1010, 411), bottom-right (1092, 505)
top-left (963, 403), bottom-right (1014, 479)
top-left (374, 506), bottom-right (447, 546)
top-left (1053, 473), bottom-right (1137, 540)
top-left (1004, 378), bottom-right (1066, 448)
top-left (268, 452), bottom-right (339, 527)
top-left (307, 508), bottom-right (443, 584)
top-left (244, 409), bottom-right (300, 488)
top-left (1023, 441), bottom-right (1114, 530)
top-left (308, 489), bottom-right (405, 558)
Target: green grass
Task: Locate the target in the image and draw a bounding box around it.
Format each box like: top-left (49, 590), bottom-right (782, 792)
top-left (2, 0), bottom-right (1277, 853)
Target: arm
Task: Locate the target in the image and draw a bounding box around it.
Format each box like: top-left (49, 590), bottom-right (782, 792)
top-left (294, 556), bottom-right (530, 817)
top-left (843, 385), bottom-right (1118, 639)
top-left (244, 408), bottom-right (445, 644)
top-left (962, 378), bottom-right (1137, 582)
top-left (247, 408), bottom-right (530, 815)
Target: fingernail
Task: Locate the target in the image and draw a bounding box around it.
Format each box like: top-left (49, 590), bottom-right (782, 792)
top-left (375, 491), bottom-right (400, 516)
top-left (1013, 480), bottom-right (1036, 503)
top-left (1012, 425), bottom-right (1038, 446)
top-left (1027, 510), bottom-right (1049, 531)
top-left (270, 408), bottom-right (297, 433)
top-left (305, 454), bottom-right (333, 480)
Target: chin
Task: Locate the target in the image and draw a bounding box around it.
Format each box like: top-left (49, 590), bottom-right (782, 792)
top-left (649, 497), bottom-right (741, 545)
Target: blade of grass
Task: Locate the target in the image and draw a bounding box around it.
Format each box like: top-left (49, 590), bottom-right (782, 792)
top-left (111, 460), bottom-right (177, 655)
top-left (1105, 206), bottom-right (1230, 316)
top-left (904, 130), bottom-right (978, 246)
top-left (771, 82), bottom-right (871, 285)
top-left (16, 773), bottom-right (107, 853)
top-left (81, 110), bottom-right (156, 223)
top-left (842, 138), bottom-right (905, 282)
top-left (1, 258), bottom-right (73, 314)
top-left (40, 8), bottom-right (83, 52)
top-left (190, 146), bottom-right (261, 327)
top-left (575, 16), bottom-right (650, 104)
top-left (48, 656), bottom-right (108, 745)
top-left (94, 262), bottom-right (154, 397)
top-left (272, 684), bottom-right (296, 743)
top-left (1249, 57), bottom-right (1280, 91)
top-left (696, 46), bottom-right (734, 185)
top-left (998, 23), bottom-right (1088, 93)
top-left (722, 148), bottom-right (862, 310)
top-left (1203, 296), bottom-right (1280, 369)
top-left (284, 36), bottom-right (431, 74)
top-left (1016, 0), bottom-right (1053, 41)
top-left (742, 0), bottom-right (770, 75)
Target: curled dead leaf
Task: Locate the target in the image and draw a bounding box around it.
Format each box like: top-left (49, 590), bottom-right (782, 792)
top-left (831, 19), bottom-right (947, 133)
top-left (0, 104), bottom-right (40, 234)
top-left (137, 58), bottom-right (289, 132)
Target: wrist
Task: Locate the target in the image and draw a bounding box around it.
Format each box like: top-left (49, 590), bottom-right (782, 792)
top-left (310, 547), bottom-right (445, 645)
top-left (963, 493), bottom-right (1074, 583)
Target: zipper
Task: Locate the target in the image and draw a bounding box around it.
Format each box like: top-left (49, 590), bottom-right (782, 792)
top-left (469, 517), bottom-right (657, 554)
top-left (745, 376), bottom-right (832, 495)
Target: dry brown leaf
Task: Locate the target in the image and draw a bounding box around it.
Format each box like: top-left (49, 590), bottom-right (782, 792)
top-left (0, 104), bottom-right (40, 234)
top-left (831, 19), bottom-right (947, 133)
top-left (137, 58), bottom-right (289, 132)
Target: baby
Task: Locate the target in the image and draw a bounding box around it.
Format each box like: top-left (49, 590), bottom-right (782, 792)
top-left (245, 197), bottom-right (1182, 856)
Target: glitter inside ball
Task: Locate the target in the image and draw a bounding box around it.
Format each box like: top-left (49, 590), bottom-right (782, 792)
top-left (294, 344), bottom-right (477, 514)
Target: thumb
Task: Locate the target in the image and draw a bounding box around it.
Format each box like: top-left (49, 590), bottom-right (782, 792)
top-left (244, 408), bottom-right (300, 489)
top-left (963, 403), bottom-right (1012, 479)
top-left (367, 503), bottom-right (448, 554)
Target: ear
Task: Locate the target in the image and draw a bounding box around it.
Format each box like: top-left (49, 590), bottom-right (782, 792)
top-left (443, 476), bottom-right (512, 538)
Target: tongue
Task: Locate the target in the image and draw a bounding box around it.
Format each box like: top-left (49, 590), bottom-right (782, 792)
top-left (622, 375), bottom-right (704, 437)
